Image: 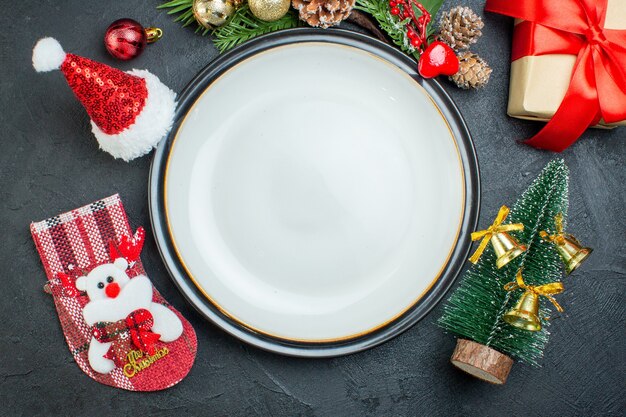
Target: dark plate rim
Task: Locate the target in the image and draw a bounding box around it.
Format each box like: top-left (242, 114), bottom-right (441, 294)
top-left (149, 27), bottom-right (481, 358)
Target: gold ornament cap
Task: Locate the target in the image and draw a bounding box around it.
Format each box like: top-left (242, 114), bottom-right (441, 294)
top-left (145, 27), bottom-right (163, 43)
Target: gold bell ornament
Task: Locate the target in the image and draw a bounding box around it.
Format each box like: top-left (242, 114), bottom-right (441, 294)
top-left (540, 213), bottom-right (593, 274)
top-left (469, 206), bottom-right (527, 268)
top-left (502, 271), bottom-right (564, 332)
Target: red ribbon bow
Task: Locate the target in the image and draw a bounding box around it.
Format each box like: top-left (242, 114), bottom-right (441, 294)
top-left (486, 0), bottom-right (626, 151)
top-left (126, 308), bottom-right (160, 355)
top-left (92, 308), bottom-right (161, 366)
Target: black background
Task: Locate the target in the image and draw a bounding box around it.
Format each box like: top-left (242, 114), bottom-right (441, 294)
top-left (1, 1), bottom-right (624, 416)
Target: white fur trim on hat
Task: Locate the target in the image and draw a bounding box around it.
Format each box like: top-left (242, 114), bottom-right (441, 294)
top-left (91, 69), bottom-right (177, 162)
top-left (33, 37), bottom-right (66, 72)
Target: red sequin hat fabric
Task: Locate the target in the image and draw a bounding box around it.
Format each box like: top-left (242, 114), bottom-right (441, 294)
top-left (61, 54), bottom-right (148, 135)
top-left (32, 37), bottom-right (176, 161)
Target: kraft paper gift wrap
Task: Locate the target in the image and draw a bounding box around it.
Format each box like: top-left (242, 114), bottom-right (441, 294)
top-left (507, 0), bottom-right (626, 128)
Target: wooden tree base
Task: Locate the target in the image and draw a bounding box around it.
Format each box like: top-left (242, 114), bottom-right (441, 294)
top-left (450, 339), bottom-right (514, 385)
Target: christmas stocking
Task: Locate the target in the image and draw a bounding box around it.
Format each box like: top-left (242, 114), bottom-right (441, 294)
top-left (30, 194), bottom-right (197, 391)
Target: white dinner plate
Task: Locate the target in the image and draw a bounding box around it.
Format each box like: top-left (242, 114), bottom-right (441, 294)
top-left (151, 29), bottom-right (479, 356)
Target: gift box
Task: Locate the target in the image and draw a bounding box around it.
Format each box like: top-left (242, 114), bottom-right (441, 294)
top-left (486, 0), bottom-right (626, 151)
top-left (508, 2), bottom-right (626, 127)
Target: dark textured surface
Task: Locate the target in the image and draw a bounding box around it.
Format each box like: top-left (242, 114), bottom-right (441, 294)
top-left (0, 1), bottom-right (624, 415)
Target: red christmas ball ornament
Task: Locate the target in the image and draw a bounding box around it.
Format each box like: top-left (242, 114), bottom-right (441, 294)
top-left (418, 41), bottom-right (459, 78)
top-left (104, 18), bottom-right (162, 60)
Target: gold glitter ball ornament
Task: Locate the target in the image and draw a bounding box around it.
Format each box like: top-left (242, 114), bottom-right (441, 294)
top-left (192, 0), bottom-right (237, 29)
top-left (249, 0), bottom-right (291, 22)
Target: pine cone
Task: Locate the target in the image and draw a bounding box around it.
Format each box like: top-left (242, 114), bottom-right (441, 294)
top-left (450, 52), bottom-right (492, 90)
top-left (438, 6), bottom-right (484, 51)
top-left (292, 0), bottom-right (355, 28)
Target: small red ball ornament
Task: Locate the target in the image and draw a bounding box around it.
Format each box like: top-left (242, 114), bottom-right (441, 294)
top-left (104, 19), bottom-right (162, 60)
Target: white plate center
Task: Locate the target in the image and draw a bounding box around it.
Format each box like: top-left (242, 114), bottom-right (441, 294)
top-left (166, 43), bottom-right (464, 341)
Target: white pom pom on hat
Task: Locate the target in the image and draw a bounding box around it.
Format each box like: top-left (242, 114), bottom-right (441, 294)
top-left (32, 37), bottom-right (66, 72)
top-left (32, 36), bottom-right (176, 161)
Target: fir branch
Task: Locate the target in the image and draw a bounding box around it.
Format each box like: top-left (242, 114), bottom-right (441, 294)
top-left (158, 0), bottom-right (210, 35)
top-left (212, 6), bottom-right (300, 53)
top-left (160, 0), bottom-right (444, 55)
top-left (438, 159), bottom-right (570, 366)
top-left (355, 0), bottom-right (419, 60)
top-left (355, 0), bottom-right (444, 60)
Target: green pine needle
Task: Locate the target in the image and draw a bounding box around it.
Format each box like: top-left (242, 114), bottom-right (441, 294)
top-left (159, 0), bottom-right (445, 55)
top-left (355, 0), bottom-right (444, 61)
top-left (438, 159), bottom-right (570, 366)
top-left (212, 6), bottom-right (300, 53)
top-left (158, 1), bottom-right (298, 47)
top-left (158, 0), bottom-right (194, 14)
top-left (158, 0), bottom-right (210, 35)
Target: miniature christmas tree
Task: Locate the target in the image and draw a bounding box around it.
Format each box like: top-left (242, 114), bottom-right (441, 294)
top-left (438, 159), bottom-right (571, 384)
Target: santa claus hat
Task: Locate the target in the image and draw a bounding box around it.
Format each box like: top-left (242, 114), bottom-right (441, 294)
top-left (32, 37), bottom-right (176, 162)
